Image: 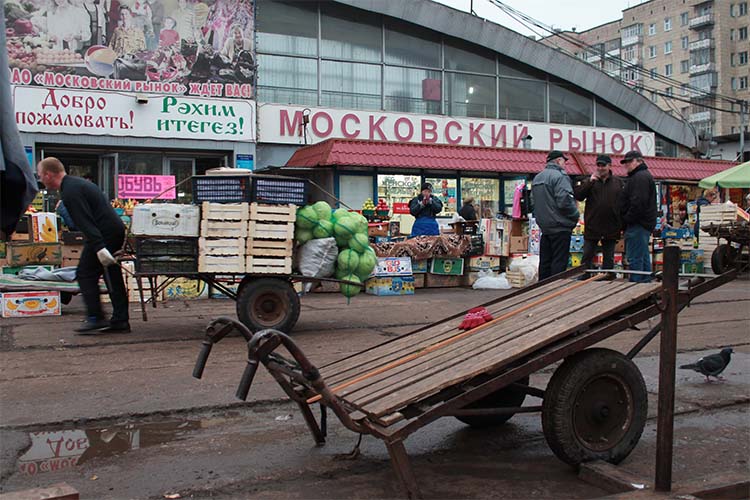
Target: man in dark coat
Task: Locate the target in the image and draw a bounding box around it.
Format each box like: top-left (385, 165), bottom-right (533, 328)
top-left (619, 150), bottom-right (657, 283)
top-left (409, 182), bottom-right (443, 237)
top-left (574, 154), bottom-right (624, 276)
top-left (37, 157), bottom-right (130, 333)
top-left (532, 150), bottom-right (580, 280)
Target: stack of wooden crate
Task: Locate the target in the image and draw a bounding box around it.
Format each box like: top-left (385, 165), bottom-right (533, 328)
top-left (199, 202), bottom-right (248, 273)
top-left (246, 203), bottom-right (295, 274)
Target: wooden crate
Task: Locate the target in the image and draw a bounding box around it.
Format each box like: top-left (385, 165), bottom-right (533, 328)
top-left (200, 220), bottom-right (248, 238)
top-left (246, 238), bottom-right (293, 257)
top-left (505, 270), bottom-right (527, 288)
top-left (246, 256), bottom-right (292, 274)
top-left (247, 221), bottom-right (294, 240)
top-left (201, 202), bottom-right (249, 221)
top-left (250, 203), bottom-right (296, 222)
top-left (199, 237), bottom-right (246, 256)
top-left (198, 254), bottom-right (246, 273)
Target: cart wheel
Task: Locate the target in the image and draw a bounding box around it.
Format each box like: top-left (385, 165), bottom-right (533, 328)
top-left (236, 278), bottom-right (301, 333)
top-left (542, 348), bottom-right (647, 467)
top-left (455, 376), bottom-right (529, 428)
top-left (711, 244), bottom-right (738, 274)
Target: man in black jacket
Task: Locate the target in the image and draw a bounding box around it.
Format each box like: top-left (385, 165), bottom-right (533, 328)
top-left (574, 154), bottom-right (623, 276)
top-left (37, 157), bottom-right (130, 333)
top-left (619, 150), bottom-right (657, 283)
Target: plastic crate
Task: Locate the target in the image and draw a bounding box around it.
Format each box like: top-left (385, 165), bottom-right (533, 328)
top-left (251, 176), bottom-right (308, 206)
top-left (135, 257), bottom-right (198, 274)
top-left (193, 176), bottom-right (252, 203)
top-left (136, 238), bottom-right (198, 257)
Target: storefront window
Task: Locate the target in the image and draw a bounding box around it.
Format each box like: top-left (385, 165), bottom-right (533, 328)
top-left (425, 177), bottom-right (458, 215)
top-left (118, 153), bottom-right (162, 176)
top-left (321, 61), bottom-right (381, 110)
top-left (461, 178), bottom-right (500, 218)
top-left (549, 83), bottom-right (594, 126)
top-left (377, 174), bottom-right (420, 211)
top-left (256, 0), bottom-right (318, 57)
top-left (257, 54), bottom-right (318, 106)
top-left (444, 39), bottom-right (495, 74)
top-left (321, 4), bottom-right (381, 62)
top-left (339, 174), bottom-right (374, 210)
top-left (499, 78), bottom-right (546, 122)
top-left (595, 101), bottom-right (637, 130)
top-left (445, 73), bottom-right (496, 118)
top-left (503, 178), bottom-right (526, 215)
top-left (384, 66), bottom-right (442, 114)
top-left (384, 21), bottom-right (441, 68)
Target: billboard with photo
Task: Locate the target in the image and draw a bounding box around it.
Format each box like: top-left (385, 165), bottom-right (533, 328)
top-left (5, 0), bottom-right (255, 99)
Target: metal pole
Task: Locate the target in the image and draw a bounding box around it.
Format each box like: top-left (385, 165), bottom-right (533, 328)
top-left (739, 100), bottom-right (747, 162)
top-left (655, 245), bottom-right (679, 491)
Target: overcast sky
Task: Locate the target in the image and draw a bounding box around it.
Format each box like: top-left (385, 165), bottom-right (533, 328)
top-left (433, 0), bottom-right (647, 37)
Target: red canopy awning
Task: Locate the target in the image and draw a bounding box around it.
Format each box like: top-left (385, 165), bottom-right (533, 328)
top-left (284, 139), bottom-right (733, 182)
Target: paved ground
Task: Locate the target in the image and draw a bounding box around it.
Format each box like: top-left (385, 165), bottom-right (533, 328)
top-left (0, 279), bottom-right (748, 498)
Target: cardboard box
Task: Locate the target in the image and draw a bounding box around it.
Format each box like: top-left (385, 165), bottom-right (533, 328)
top-left (411, 260), bottom-right (429, 274)
top-left (131, 204), bottom-right (200, 237)
top-left (661, 227), bottom-right (692, 239)
top-left (388, 221), bottom-right (401, 237)
top-left (681, 262), bottom-right (704, 274)
top-left (367, 222), bottom-right (389, 238)
top-left (7, 242), bottom-right (62, 266)
top-left (412, 273), bottom-right (425, 288)
top-left (505, 270), bottom-right (527, 288)
top-left (424, 273), bottom-right (463, 288)
top-left (1, 291), bottom-right (61, 317)
top-left (365, 276), bottom-right (415, 296)
top-left (569, 235), bottom-right (585, 252)
top-left (467, 256), bottom-right (501, 272)
top-left (569, 252), bottom-right (582, 268)
top-left (509, 236), bottom-right (529, 254)
top-left (0, 240), bottom-right (6, 259)
top-left (429, 258), bottom-right (464, 276)
top-left (30, 213), bottom-right (58, 243)
top-left (163, 278), bottom-right (208, 300)
top-left (372, 257), bottom-right (412, 277)
top-left (61, 231), bottom-right (85, 245)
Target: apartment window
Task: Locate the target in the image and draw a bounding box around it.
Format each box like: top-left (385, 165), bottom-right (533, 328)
top-left (741, 3), bottom-right (748, 16)
top-left (664, 18), bottom-right (672, 31)
top-left (665, 63), bottom-right (673, 76)
top-left (649, 46), bottom-right (657, 58)
top-left (666, 87), bottom-right (673, 96)
top-left (681, 36), bottom-right (689, 49)
top-left (680, 59), bottom-right (689, 73)
top-left (731, 29), bottom-right (736, 40)
top-left (740, 51), bottom-right (749, 65)
top-left (740, 27), bottom-right (749, 40)
top-left (681, 83), bottom-right (689, 95)
top-left (680, 12), bottom-right (689, 25)
top-left (650, 68), bottom-right (658, 78)
top-left (665, 41), bottom-right (673, 54)
top-left (740, 76), bottom-right (749, 89)
top-left (651, 92), bottom-right (658, 103)
top-left (731, 53), bottom-right (736, 66)
top-left (649, 23), bottom-right (656, 35)
top-left (732, 77), bottom-right (738, 89)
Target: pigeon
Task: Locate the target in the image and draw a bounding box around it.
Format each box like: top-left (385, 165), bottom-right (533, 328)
top-left (679, 347), bottom-right (734, 382)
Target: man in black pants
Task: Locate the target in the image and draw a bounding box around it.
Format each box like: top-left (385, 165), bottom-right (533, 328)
top-left (37, 157), bottom-right (130, 334)
top-left (574, 154), bottom-right (624, 276)
top-left (531, 150), bottom-right (580, 280)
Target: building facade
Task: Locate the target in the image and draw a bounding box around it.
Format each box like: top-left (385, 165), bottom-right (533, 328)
top-left (543, 0), bottom-right (749, 161)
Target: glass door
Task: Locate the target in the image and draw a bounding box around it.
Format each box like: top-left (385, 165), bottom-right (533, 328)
top-left (424, 176), bottom-right (458, 216)
top-left (167, 157), bottom-right (195, 203)
top-left (99, 153), bottom-right (118, 200)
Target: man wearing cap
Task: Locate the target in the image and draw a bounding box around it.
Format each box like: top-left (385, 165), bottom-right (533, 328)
top-left (409, 182), bottom-right (443, 237)
top-left (619, 150), bottom-right (657, 283)
top-left (574, 154), bottom-right (624, 276)
top-left (532, 150), bottom-right (580, 280)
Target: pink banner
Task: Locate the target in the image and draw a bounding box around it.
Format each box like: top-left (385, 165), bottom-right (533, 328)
top-left (117, 175), bottom-right (175, 200)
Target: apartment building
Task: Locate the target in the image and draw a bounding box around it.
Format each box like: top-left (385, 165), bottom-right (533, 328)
top-left (543, 0), bottom-right (749, 160)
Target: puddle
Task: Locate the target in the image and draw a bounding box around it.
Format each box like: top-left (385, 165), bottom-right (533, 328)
top-left (17, 420), bottom-right (200, 476)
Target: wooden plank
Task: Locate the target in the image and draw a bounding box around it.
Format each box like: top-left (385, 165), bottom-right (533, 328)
top-left (199, 237), bottom-right (245, 256)
top-left (319, 279), bottom-right (583, 385)
top-left (198, 255), bottom-right (245, 273)
top-left (338, 280), bottom-right (622, 403)
top-left (578, 460), bottom-right (648, 494)
top-left (359, 283), bottom-right (660, 417)
top-left (246, 256), bottom-right (292, 274)
top-left (250, 203), bottom-right (296, 222)
top-left (246, 238), bottom-right (294, 257)
top-left (200, 220), bottom-right (248, 238)
top-left (247, 221), bottom-right (294, 240)
top-left (0, 483), bottom-right (79, 500)
top-left (201, 202), bottom-right (249, 221)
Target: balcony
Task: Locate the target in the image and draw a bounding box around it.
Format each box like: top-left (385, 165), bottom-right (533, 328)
top-left (621, 34), bottom-right (643, 47)
top-left (688, 111), bottom-right (713, 123)
top-left (689, 62), bottom-right (715, 74)
top-left (689, 38), bottom-right (714, 51)
top-left (624, 56), bottom-right (641, 66)
top-left (689, 14), bottom-right (714, 29)
top-left (586, 53), bottom-right (601, 64)
top-left (607, 48), bottom-right (620, 57)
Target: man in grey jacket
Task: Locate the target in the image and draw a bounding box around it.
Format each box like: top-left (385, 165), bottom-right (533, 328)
top-left (532, 150), bottom-right (580, 280)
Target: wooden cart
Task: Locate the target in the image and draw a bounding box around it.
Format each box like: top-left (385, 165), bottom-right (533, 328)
top-left (193, 251), bottom-right (736, 498)
top-left (702, 221), bottom-right (750, 274)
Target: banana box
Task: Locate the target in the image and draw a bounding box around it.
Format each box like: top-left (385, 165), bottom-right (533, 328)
top-left (1, 291), bottom-right (61, 318)
top-left (31, 213), bottom-right (58, 243)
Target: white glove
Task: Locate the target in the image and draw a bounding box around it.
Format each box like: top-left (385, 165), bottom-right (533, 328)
top-left (96, 248), bottom-right (117, 267)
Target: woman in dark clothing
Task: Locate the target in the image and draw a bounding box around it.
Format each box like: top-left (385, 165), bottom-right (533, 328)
top-left (409, 182), bottom-right (443, 237)
top-left (458, 197), bottom-right (477, 221)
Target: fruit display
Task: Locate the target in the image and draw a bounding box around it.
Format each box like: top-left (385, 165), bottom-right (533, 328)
top-left (35, 47), bottom-right (82, 65)
top-left (295, 202), bottom-right (376, 300)
top-left (376, 198), bottom-right (390, 216)
top-left (7, 36), bottom-right (83, 71)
